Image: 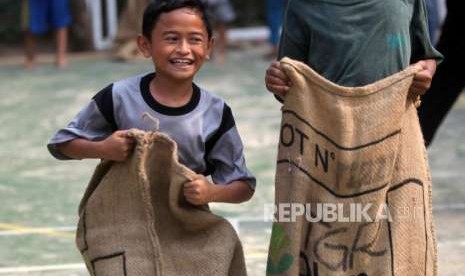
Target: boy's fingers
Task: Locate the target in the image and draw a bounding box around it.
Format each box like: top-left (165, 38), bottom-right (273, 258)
top-left (415, 71), bottom-right (433, 82)
top-left (124, 137), bottom-right (135, 144)
top-left (267, 68), bottom-right (288, 82)
top-left (114, 130), bottom-right (125, 136)
top-left (267, 85), bottom-right (289, 97)
top-left (266, 75), bottom-right (288, 86)
top-left (116, 130), bottom-right (132, 138)
top-left (272, 63), bottom-right (289, 78)
top-left (414, 60), bottom-right (427, 69)
top-left (184, 181), bottom-right (197, 189)
top-left (270, 84), bottom-right (290, 91)
top-left (184, 187), bottom-right (199, 196)
top-left (411, 81), bottom-right (428, 90)
top-left (412, 76), bottom-right (432, 92)
top-left (192, 174), bottom-right (205, 180)
top-left (269, 61), bottom-right (281, 70)
top-left (185, 196), bottom-right (200, 205)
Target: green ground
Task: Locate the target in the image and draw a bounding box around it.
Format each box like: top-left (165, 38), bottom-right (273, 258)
top-left (0, 47), bottom-right (279, 270)
top-left (0, 46), bottom-right (464, 275)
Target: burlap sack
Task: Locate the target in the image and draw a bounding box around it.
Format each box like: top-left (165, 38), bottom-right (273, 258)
top-left (266, 58), bottom-right (436, 276)
top-left (76, 129), bottom-right (246, 276)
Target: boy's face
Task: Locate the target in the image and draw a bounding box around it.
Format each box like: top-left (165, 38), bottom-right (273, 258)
top-left (138, 8), bottom-right (212, 82)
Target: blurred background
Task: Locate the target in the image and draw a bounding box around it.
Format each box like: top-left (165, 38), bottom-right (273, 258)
top-left (0, 0), bottom-right (266, 51)
top-left (0, 0), bottom-right (464, 275)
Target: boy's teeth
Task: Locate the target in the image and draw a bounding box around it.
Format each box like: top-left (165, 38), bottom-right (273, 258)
top-left (173, 59), bottom-right (190, 64)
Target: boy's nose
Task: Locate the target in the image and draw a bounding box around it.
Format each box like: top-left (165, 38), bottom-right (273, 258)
top-left (176, 40), bottom-right (190, 54)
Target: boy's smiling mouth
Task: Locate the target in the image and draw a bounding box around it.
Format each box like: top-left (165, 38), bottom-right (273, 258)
top-left (171, 58), bottom-right (194, 66)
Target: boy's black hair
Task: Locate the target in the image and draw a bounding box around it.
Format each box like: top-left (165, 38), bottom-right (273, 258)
top-left (142, 0), bottom-right (213, 40)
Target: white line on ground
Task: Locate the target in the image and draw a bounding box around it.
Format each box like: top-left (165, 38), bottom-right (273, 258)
top-left (0, 264), bottom-right (86, 274)
top-left (0, 226), bottom-right (76, 236)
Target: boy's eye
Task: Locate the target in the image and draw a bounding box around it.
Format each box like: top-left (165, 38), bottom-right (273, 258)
top-left (165, 36), bottom-right (178, 42)
top-left (190, 36), bottom-right (204, 44)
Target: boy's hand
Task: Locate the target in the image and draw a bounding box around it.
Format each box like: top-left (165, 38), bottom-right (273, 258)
top-left (99, 130), bottom-right (135, 161)
top-left (183, 174), bottom-right (214, 205)
top-left (265, 61), bottom-right (292, 98)
top-left (410, 59), bottom-right (437, 99)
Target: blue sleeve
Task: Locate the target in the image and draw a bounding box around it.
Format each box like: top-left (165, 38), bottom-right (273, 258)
top-left (205, 105), bottom-right (256, 189)
top-left (47, 84), bottom-right (116, 160)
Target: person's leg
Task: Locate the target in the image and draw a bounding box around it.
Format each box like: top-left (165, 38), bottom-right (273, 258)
top-left (265, 0), bottom-right (284, 59)
top-left (24, 0), bottom-right (48, 69)
top-left (50, 0), bottom-right (71, 67)
top-left (55, 27), bottom-right (68, 68)
top-left (215, 23), bottom-right (227, 64)
top-left (24, 31), bottom-right (37, 69)
top-left (210, 0), bottom-right (235, 64)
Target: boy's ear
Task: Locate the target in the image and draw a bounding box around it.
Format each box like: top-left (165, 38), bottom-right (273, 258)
top-left (206, 37), bottom-right (215, 59)
top-left (137, 34), bottom-right (152, 58)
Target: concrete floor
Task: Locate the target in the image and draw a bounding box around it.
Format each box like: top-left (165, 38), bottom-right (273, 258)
top-left (0, 45), bottom-right (463, 276)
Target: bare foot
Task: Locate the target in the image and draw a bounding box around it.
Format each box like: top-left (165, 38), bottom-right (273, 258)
top-left (56, 58), bottom-right (68, 69)
top-left (24, 59), bottom-right (36, 70)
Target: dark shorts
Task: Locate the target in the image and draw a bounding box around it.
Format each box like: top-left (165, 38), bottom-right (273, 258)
top-left (28, 0), bottom-right (71, 34)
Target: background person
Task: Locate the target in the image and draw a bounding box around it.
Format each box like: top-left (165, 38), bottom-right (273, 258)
top-left (418, 0), bottom-right (465, 147)
top-left (264, 0), bottom-right (286, 59)
top-left (22, 0), bottom-right (71, 69)
top-left (205, 0), bottom-right (236, 63)
top-left (265, 0), bottom-right (441, 99)
top-left (113, 0), bottom-right (151, 61)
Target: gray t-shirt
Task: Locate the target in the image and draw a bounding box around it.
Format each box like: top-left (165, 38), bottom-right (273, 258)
top-left (279, 0), bottom-right (443, 86)
top-left (48, 73), bottom-right (256, 189)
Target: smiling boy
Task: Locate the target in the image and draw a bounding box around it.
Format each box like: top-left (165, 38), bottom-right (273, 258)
top-left (48, 0), bottom-right (255, 205)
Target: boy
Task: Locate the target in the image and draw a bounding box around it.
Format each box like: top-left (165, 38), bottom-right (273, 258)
top-left (48, 0), bottom-right (255, 205)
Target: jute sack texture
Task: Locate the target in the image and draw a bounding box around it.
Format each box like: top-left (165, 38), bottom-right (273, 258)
top-left (76, 129), bottom-right (246, 276)
top-left (266, 58), bottom-right (436, 276)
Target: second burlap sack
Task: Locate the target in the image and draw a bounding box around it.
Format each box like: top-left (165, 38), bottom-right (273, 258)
top-left (267, 58), bottom-right (436, 276)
